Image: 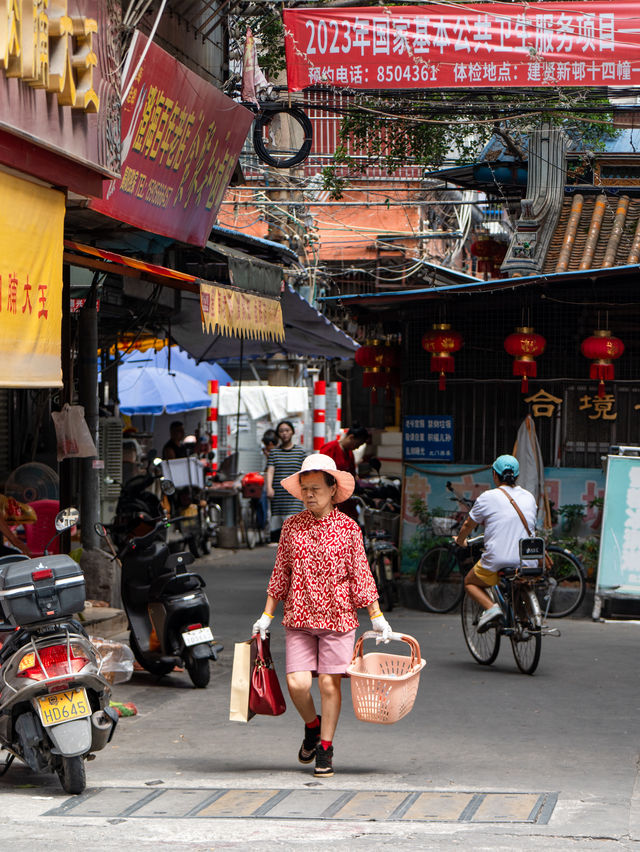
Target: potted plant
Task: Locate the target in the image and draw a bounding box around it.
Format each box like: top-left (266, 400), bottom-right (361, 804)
top-left (558, 503), bottom-right (586, 537)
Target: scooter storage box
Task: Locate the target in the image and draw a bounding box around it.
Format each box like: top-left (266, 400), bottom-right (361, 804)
top-left (0, 555), bottom-right (86, 626)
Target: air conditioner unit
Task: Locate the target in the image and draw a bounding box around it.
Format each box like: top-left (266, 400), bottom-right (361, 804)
top-left (99, 417), bottom-right (122, 524)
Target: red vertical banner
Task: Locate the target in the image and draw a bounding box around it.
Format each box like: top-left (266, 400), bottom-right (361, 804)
top-left (284, 3), bottom-right (640, 91)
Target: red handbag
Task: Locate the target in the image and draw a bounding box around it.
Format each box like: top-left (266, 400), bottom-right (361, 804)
top-left (249, 635), bottom-right (286, 716)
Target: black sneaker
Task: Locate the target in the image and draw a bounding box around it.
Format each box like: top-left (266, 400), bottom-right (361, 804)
top-left (298, 717), bottom-right (321, 764)
top-left (313, 744), bottom-right (334, 778)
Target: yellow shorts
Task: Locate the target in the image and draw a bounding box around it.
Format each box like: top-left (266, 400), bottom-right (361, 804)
top-left (471, 561), bottom-right (499, 587)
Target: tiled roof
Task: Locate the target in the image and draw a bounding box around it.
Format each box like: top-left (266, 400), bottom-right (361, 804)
top-left (543, 194), bottom-right (640, 273)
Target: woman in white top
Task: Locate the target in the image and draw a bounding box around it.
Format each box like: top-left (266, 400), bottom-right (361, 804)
top-left (455, 454), bottom-right (537, 633)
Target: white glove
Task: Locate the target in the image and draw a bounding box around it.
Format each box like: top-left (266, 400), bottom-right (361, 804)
top-left (252, 613), bottom-right (273, 640)
top-left (370, 613), bottom-right (392, 644)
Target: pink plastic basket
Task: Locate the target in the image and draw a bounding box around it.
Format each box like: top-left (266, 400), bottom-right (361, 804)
top-left (348, 632), bottom-right (426, 724)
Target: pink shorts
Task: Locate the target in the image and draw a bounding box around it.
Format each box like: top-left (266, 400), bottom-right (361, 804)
top-left (285, 627), bottom-right (356, 675)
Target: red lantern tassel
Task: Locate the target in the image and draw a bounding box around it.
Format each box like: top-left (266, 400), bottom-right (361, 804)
top-left (439, 371), bottom-right (446, 391)
top-left (590, 363), bottom-right (614, 398)
top-left (371, 389), bottom-right (378, 405)
top-left (513, 360), bottom-right (537, 394)
top-left (589, 363), bottom-right (614, 381)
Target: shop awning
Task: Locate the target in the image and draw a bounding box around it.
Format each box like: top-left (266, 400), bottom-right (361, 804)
top-left (172, 284), bottom-right (359, 361)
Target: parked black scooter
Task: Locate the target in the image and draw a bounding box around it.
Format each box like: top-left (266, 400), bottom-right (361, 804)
top-left (96, 521), bottom-right (222, 688)
top-left (0, 508), bottom-right (117, 794)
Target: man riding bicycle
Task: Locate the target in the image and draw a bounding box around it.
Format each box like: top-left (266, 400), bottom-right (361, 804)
top-left (454, 454), bottom-right (537, 633)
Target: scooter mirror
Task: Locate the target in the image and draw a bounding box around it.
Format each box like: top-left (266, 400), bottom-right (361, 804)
top-left (55, 507), bottom-right (80, 531)
top-left (161, 479), bottom-right (176, 496)
top-left (94, 522), bottom-right (108, 537)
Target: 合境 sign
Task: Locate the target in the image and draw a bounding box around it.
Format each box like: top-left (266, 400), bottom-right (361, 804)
top-left (0, 170), bottom-right (64, 387)
top-left (284, 3), bottom-right (638, 91)
top-left (91, 31), bottom-right (254, 247)
top-left (403, 415), bottom-right (453, 461)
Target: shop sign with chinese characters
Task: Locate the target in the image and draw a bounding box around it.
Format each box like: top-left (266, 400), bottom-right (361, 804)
top-left (0, 170), bottom-right (64, 387)
top-left (90, 31), bottom-right (254, 247)
top-left (284, 3), bottom-right (638, 91)
top-left (403, 415), bottom-right (453, 461)
top-left (200, 283), bottom-right (284, 342)
top-left (0, 0), bottom-right (120, 181)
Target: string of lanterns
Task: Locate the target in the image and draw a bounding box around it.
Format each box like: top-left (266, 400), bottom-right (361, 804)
top-left (360, 324), bottom-right (626, 397)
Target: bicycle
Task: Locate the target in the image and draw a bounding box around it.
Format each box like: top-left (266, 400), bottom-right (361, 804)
top-left (415, 485), bottom-right (476, 614)
top-left (416, 483), bottom-right (587, 617)
top-left (354, 497), bottom-right (399, 612)
top-left (461, 552), bottom-right (560, 675)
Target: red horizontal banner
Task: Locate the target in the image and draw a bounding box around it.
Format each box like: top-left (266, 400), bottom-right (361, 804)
top-left (91, 31), bottom-right (254, 247)
top-left (284, 2), bottom-right (640, 91)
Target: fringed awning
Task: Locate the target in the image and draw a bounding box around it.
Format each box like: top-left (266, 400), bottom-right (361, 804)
top-left (200, 282), bottom-right (284, 342)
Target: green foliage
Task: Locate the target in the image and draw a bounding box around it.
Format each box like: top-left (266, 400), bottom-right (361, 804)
top-left (321, 90), bottom-right (616, 188)
top-left (558, 503), bottom-right (586, 533)
top-left (554, 536), bottom-right (600, 581)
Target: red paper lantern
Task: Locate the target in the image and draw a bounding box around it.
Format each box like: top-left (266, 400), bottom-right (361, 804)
top-left (354, 344), bottom-right (377, 369)
top-left (504, 326), bottom-right (547, 393)
top-left (421, 323), bottom-right (463, 391)
top-left (581, 329), bottom-right (625, 398)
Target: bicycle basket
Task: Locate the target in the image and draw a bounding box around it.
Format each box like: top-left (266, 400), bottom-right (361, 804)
top-left (430, 513), bottom-right (458, 536)
top-left (363, 509), bottom-right (399, 545)
top-left (348, 632), bottom-right (426, 725)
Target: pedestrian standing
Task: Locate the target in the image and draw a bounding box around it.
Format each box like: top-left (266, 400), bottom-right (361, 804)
top-left (265, 420), bottom-right (307, 545)
top-left (257, 429), bottom-right (279, 533)
top-left (252, 454), bottom-right (393, 778)
top-left (320, 425), bottom-right (371, 521)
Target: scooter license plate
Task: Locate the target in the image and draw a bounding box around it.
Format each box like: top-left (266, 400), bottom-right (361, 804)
top-left (182, 627), bottom-right (213, 647)
top-left (36, 688), bottom-right (91, 728)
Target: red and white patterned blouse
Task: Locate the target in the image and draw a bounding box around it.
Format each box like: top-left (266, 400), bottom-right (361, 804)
top-left (267, 508), bottom-right (378, 632)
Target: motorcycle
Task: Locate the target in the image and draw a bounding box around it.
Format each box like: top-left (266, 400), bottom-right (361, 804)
top-left (96, 519), bottom-right (222, 688)
top-left (0, 508), bottom-right (117, 794)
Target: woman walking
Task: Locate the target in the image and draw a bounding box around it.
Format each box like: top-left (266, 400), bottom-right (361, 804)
top-left (265, 420), bottom-right (307, 544)
top-left (252, 454), bottom-right (393, 778)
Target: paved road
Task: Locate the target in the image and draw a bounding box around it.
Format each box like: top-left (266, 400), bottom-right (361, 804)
top-left (1, 546), bottom-right (638, 850)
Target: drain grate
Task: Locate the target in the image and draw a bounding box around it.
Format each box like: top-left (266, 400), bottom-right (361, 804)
top-left (46, 788), bottom-right (558, 824)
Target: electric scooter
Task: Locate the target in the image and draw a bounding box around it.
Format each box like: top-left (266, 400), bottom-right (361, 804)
top-left (0, 508), bottom-right (117, 794)
top-left (96, 521), bottom-right (222, 688)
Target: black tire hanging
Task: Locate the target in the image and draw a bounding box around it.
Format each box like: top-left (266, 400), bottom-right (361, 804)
top-left (253, 105), bottom-right (313, 169)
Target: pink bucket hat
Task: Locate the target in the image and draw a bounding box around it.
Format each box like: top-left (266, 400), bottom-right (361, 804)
top-left (280, 453), bottom-right (355, 503)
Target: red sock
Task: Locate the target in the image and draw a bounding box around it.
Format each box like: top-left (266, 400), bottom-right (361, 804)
top-left (305, 716), bottom-right (320, 729)
top-left (320, 739), bottom-right (332, 750)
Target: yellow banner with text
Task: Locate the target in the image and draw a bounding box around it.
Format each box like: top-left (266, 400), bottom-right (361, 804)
top-left (0, 171), bottom-right (64, 387)
top-left (200, 282), bottom-right (284, 342)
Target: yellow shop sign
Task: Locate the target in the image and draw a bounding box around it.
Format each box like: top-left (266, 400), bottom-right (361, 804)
top-left (0, 0), bottom-right (99, 112)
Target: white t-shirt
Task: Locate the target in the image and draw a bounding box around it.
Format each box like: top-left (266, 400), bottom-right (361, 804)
top-left (468, 486), bottom-right (537, 571)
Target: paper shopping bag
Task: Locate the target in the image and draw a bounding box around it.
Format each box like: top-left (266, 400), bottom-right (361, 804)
top-left (229, 638), bottom-right (257, 722)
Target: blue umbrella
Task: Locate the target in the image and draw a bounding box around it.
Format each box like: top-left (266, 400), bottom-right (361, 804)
top-left (120, 345), bottom-right (232, 386)
top-left (118, 365), bottom-right (212, 415)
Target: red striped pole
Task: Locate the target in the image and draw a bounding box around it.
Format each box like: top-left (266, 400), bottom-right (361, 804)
top-left (313, 380), bottom-right (326, 451)
top-left (207, 380), bottom-right (219, 472)
top-left (334, 381), bottom-right (342, 439)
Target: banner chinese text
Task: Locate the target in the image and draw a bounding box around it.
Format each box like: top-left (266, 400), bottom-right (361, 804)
top-left (284, 3), bottom-right (639, 91)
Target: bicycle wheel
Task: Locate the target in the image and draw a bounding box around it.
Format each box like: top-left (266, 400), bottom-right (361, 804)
top-left (461, 593), bottom-right (500, 665)
top-left (241, 505), bottom-right (257, 549)
top-left (510, 587), bottom-right (542, 675)
top-left (416, 545), bottom-right (464, 613)
top-left (372, 550), bottom-right (395, 612)
top-left (540, 546), bottom-right (586, 618)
